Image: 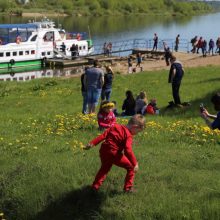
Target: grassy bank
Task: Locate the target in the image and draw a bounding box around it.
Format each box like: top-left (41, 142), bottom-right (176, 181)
top-left (0, 66), bottom-right (220, 220)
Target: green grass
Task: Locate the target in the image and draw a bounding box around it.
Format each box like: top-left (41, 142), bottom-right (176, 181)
top-left (0, 65), bottom-right (220, 220)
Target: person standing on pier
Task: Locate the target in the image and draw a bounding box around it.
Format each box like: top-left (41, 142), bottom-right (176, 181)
top-left (175, 34), bottom-right (180, 52)
top-left (208, 39), bottom-right (214, 55)
top-left (152, 33), bottom-right (158, 51)
top-left (84, 60), bottom-right (104, 114)
top-left (61, 42), bottom-right (66, 55)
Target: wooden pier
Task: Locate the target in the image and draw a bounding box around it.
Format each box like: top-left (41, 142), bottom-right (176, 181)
top-left (45, 55), bottom-right (126, 68)
top-left (45, 47), bottom-right (167, 68)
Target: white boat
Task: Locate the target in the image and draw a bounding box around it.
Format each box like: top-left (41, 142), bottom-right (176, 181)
top-left (0, 18), bottom-right (94, 70)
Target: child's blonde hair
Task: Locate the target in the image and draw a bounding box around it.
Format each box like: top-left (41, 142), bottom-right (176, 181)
top-left (128, 114), bottom-right (146, 128)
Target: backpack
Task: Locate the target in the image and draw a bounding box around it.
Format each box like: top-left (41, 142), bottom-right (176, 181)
top-left (191, 38), bottom-right (195, 44)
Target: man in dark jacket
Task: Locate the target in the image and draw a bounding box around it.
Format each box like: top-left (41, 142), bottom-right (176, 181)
top-left (168, 56), bottom-right (184, 106)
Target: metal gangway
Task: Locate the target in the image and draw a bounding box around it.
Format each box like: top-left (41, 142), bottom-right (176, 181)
top-left (53, 47), bottom-right (72, 60)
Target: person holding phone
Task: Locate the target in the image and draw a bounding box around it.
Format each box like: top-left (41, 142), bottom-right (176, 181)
top-left (200, 93), bottom-right (220, 130)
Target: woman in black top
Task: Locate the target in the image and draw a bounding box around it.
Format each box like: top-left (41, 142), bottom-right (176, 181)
top-left (122, 90), bottom-right (136, 116)
top-left (101, 66), bottom-right (114, 101)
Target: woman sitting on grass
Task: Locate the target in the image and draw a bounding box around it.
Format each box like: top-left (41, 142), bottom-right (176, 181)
top-left (97, 101), bottom-right (116, 130)
top-left (135, 91), bottom-right (148, 114)
top-left (122, 90), bottom-right (136, 116)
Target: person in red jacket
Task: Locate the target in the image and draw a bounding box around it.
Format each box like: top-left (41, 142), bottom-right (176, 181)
top-left (146, 99), bottom-right (159, 115)
top-left (97, 101), bottom-right (116, 129)
top-left (84, 114), bottom-right (146, 192)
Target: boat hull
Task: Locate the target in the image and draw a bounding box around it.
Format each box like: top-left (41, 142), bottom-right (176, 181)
top-left (0, 59), bottom-right (42, 73)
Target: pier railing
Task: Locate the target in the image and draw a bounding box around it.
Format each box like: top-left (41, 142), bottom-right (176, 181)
top-left (93, 38), bottom-right (190, 56)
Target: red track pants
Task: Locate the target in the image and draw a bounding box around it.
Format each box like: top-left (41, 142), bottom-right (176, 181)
top-left (92, 150), bottom-right (135, 191)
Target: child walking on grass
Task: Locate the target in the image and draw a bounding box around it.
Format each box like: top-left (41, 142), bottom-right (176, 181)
top-left (97, 101), bottom-right (116, 129)
top-left (84, 114), bottom-right (146, 192)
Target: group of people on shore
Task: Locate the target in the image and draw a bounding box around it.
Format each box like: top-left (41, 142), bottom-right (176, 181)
top-left (151, 33), bottom-right (220, 57)
top-left (190, 36), bottom-right (220, 57)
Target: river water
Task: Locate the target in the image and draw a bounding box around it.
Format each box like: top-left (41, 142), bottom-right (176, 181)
top-left (0, 12), bottom-right (219, 81)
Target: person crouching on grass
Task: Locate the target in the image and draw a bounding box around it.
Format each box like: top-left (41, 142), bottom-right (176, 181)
top-left (200, 93), bottom-right (220, 130)
top-left (84, 114), bottom-right (146, 192)
top-left (97, 101), bottom-right (116, 130)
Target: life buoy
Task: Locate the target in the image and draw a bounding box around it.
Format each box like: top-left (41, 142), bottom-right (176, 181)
top-left (76, 33), bottom-right (81, 40)
top-left (10, 59), bottom-right (15, 65)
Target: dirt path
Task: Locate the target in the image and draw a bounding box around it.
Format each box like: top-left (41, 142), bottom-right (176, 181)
top-left (112, 52), bottom-right (220, 74)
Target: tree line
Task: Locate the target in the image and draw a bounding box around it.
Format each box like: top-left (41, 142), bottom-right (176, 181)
top-left (0, 0), bottom-right (212, 16)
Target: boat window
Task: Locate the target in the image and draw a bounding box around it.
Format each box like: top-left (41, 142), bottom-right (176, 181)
top-left (13, 52), bottom-right (17, 56)
top-left (83, 46), bottom-right (86, 50)
top-left (6, 52), bottom-right (10, 57)
top-left (0, 79), bottom-right (4, 81)
top-left (31, 50), bottom-right (35, 54)
top-left (79, 46), bottom-right (82, 50)
top-left (47, 52), bottom-right (50, 55)
top-left (30, 35), bottom-right (37, 42)
top-left (19, 51), bottom-right (23, 56)
top-left (6, 78), bottom-right (11, 81)
top-left (13, 78), bottom-right (17, 81)
top-left (0, 53), bottom-right (3, 57)
top-left (42, 52), bottom-right (45, 56)
top-left (43, 32), bottom-right (54, 41)
top-left (19, 77), bottom-right (23, 81)
top-left (59, 31), bottom-right (65, 40)
top-left (25, 51), bottom-right (29, 55)
top-left (31, 75), bottom-right (35, 79)
top-left (25, 76), bottom-right (30, 80)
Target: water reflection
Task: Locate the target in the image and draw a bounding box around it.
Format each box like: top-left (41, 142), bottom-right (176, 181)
top-left (0, 67), bottom-right (84, 82)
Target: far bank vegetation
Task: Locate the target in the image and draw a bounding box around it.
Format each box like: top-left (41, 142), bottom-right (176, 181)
top-left (0, 0), bottom-right (212, 16)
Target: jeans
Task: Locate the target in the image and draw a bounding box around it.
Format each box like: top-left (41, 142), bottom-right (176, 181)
top-left (87, 88), bottom-right (101, 106)
top-left (101, 89), bottom-right (112, 101)
top-left (82, 91), bottom-right (88, 114)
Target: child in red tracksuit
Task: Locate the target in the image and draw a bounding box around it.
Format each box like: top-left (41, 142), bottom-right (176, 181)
top-left (84, 114), bottom-right (146, 192)
top-left (97, 101), bottom-right (116, 129)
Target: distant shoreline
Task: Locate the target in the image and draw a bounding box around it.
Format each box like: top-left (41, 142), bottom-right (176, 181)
top-left (22, 12), bottom-right (69, 17)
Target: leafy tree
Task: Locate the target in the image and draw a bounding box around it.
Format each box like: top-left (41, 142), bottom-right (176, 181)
top-left (0, 0), bottom-right (9, 12)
